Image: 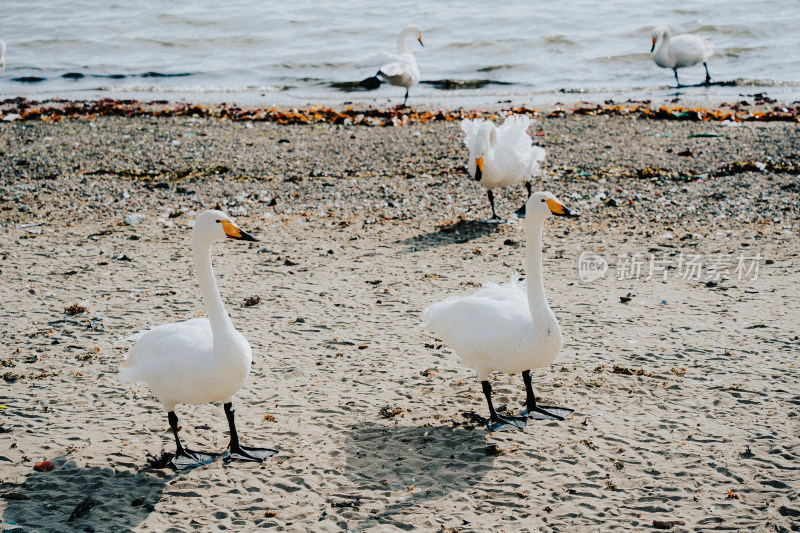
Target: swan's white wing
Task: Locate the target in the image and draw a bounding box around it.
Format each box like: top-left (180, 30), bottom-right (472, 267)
top-left (422, 276), bottom-right (531, 379)
top-left (496, 115), bottom-right (531, 145)
top-left (670, 35), bottom-right (712, 66)
top-left (356, 51), bottom-right (401, 69)
top-left (494, 115), bottom-right (546, 180)
top-left (460, 118), bottom-right (478, 148)
top-left (120, 318), bottom-right (212, 376)
top-left (378, 62), bottom-right (407, 77)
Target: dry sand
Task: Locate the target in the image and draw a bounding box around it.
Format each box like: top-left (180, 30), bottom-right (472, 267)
top-left (0, 103), bottom-right (799, 532)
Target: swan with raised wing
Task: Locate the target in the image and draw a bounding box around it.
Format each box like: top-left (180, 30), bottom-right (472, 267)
top-left (357, 24), bottom-right (424, 106)
top-left (461, 115), bottom-right (546, 221)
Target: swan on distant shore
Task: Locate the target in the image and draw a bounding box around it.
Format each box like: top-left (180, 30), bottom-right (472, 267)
top-left (0, 40), bottom-right (6, 74)
top-left (119, 210), bottom-right (276, 469)
top-left (357, 25), bottom-right (423, 106)
top-left (422, 192), bottom-right (578, 431)
top-left (461, 115), bottom-right (546, 221)
top-left (651, 26), bottom-right (713, 87)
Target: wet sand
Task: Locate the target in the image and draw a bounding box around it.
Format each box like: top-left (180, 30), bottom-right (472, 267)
top-left (0, 101), bottom-right (798, 532)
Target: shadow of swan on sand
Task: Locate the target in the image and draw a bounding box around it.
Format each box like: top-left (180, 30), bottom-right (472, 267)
top-left (1, 454), bottom-right (175, 531)
top-left (321, 422), bottom-right (496, 531)
top-left (395, 219), bottom-right (506, 253)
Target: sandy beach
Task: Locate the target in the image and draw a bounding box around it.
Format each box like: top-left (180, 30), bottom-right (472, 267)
top-left (0, 99), bottom-right (798, 532)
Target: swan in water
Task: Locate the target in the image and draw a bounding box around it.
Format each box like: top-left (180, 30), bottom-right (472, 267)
top-left (120, 210), bottom-right (276, 469)
top-left (357, 24), bottom-right (423, 106)
top-left (422, 192), bottom-right (578, 431)
top-left (651, 26), bottom-right (713, 87)
top-left (461, 115), bottom-right (546, 221)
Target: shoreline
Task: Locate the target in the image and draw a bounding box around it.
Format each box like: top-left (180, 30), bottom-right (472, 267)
top-left (1, 95), bottom-right (798, 129)
top-left (0, 110), bottom-right (798, 531)
top-left (2, 77), bottom-right (799, 111)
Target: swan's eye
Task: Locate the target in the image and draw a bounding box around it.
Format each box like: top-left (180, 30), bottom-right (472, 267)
top-left (215, 220), bottom-right (221, 223)
top-left (541, 199), bottom-right (545, 202)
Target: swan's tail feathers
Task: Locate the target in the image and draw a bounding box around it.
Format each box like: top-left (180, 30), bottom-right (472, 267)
top-left (420, 298), bottom-right (457, 332)
top-left (493, 272), bottom-right (525, 290)
top-left (507, 272), bottom-right (526, 291)
top-left (703, 39), bottom-right (714, 58)
top-left (118, 366), bottom-right (139, 383)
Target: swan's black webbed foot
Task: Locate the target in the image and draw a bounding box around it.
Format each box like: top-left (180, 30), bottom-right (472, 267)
top-left (521, 405), bottom-right (574, 421)
top-left (171, 448), bottom-right (216, 470)
top-left (487, 414), bottom-right (527, 432)
top-left (224, 444), bottom-right (278, 463)
top-left (520, 369), bottom-right (574, 421)
top-left (222, 402), bottom-right (277, 464)
top-left (481, 380), bottom-right (525, 432)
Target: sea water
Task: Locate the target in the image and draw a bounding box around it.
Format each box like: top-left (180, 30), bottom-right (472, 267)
top-left (1, 0), bottom-right (798, 106)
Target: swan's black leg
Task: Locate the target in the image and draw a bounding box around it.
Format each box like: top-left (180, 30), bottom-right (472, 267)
top-left (481, 380), bottom-right (526, 431)
top-left (515, 181), bottom-right (533, 217)
top-left (403, 89), bottom-right (409, 107)
top-left (520, 370), bottom-right (574, 420)
top-left (673, 69), bottom-right (681, 87)
top-left (167, 411), bottom-right (215, 470)
top-left (223, 402), bottom-right (277, 463)
top-left (703, 62), bottom-right (711, 84)
top-left (487, 190), bottom-right (502, 221)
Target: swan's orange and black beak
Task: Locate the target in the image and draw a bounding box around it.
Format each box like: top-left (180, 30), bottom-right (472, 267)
top-left (474, 157), bottom-right (484, 181)
top-left (418, 35), bottom-right (424, 47)
top-left (546, 199), bottom-right (578, 217)
top-left (651, 37), bottom-right (657, 53)
top-left (222, 220), bottom-right (258, 241)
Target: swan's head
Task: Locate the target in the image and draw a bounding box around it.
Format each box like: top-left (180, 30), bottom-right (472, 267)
top-left (527, 192), bottom-right (578, 219)
top-left (467, 121), bottom-right (497, 181)
top-left (404, 24), bottom-right (424, 47)
top-left (192, 209), bottom-right (257, 245)
top-left (651, 26), bottom-right (669, 52)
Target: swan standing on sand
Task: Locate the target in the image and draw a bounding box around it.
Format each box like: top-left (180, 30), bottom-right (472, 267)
top-left (422, 192), bottom-right (577, 431)
top-left (120, 210), bottom-right (277, 469)
top-left (651, 26), bottom-right (713, 87)
top-left (461, 115), bottom-right (546, 221)
top-left (357, 24), bottom-right (423, 106)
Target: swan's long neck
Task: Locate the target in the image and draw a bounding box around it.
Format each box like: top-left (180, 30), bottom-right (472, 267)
top-left (525, 216), bottom-right (550, 316)
top-left (396, 28), bottom-right (413, 54)
top-left (193, 238), bottom-right (235, 341)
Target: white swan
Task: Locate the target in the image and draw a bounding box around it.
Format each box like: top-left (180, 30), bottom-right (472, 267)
top-left (461, 115), bottom-right (546, 220)
top-left (0, 40), bottom-right (6, 74)
top-left (357, 24), bottom-right (423, 106)
top-left (651, 26), bottom-right (713, 87)
top-left (119, 210), bottom-right (276, 469)
top-left (422, 192), bottom-right (577, 431)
